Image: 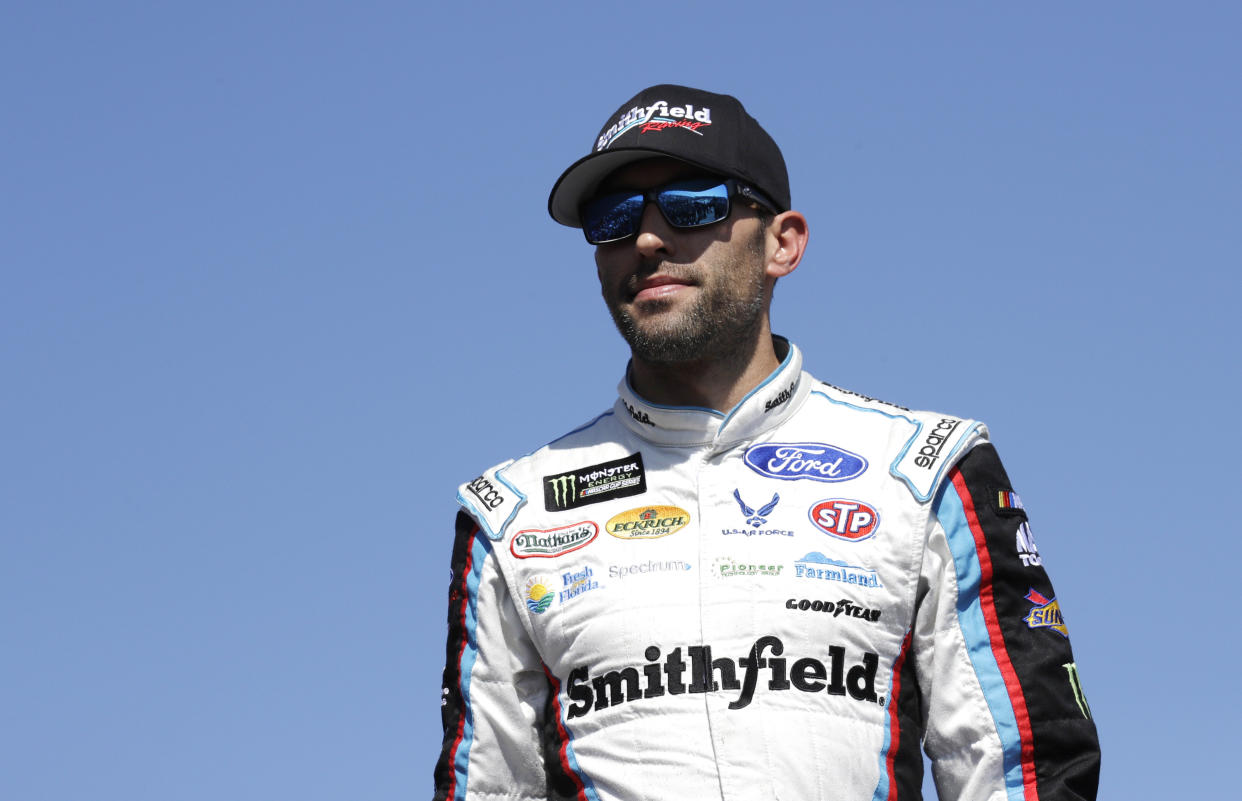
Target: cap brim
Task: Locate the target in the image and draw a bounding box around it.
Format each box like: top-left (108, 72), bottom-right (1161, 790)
top-left (547, 147), bottom-right (720, 228)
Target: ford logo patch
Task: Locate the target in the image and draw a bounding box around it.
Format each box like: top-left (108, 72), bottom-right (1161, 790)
top-left (743, 442), bottom-right (868, 483)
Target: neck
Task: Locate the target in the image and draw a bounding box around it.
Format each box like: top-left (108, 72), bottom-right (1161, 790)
top-left (627, 329), bottom-right (784, 413)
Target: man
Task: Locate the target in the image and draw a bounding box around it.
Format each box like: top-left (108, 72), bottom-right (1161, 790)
top-left (435, 84), bottom-right (1100, 801)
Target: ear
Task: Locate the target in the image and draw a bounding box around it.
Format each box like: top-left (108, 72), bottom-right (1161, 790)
top-left (764, 210), bottom-right (809, 279)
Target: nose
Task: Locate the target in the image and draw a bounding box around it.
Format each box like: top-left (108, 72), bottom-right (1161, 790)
top-left (633, 200), bottom-right (673, 260)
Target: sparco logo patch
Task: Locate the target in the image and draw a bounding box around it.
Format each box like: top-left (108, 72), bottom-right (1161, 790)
top-left (466, 475), bottom-right (506, 510)
top-left (808, 499), bottom-right (880, 542)
top-left (794, 552), bottom-right (882, 589)
top-left (785, 597), bottom-right (881, 623)
top-left (743, 442), bottom-right (868, 483)
top-left (913, 418), bottom-right (961, 469)
top-left (510, 522), bottom-right (599, 559)
top-left (543, 452), bottom-right (647, 512)
top-left (596, 100), bottom-right (713, 151)
top-left (606, 506), bottom-right (690, 540)
top-left (1024, 589), bottom-right (1067, 637)
top-left (564, 636), bottom-right (882, 720)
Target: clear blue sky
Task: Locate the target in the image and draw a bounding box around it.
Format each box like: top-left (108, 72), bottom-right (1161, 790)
top-left (3, 2), bottom-right (1238, 799)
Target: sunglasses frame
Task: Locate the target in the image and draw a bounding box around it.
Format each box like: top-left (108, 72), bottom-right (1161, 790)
top-left (580, 177), bottom-right (779, 245)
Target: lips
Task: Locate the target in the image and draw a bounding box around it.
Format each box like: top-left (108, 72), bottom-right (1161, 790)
top-left (631, 274), bottom-right (694, 303)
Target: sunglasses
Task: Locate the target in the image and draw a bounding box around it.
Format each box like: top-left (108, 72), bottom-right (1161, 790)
top-left (580, 177), bottom-right (779, 245)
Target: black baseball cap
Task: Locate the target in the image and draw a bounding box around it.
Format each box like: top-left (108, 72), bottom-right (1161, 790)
top-left (548, 84), bottom-right (790, 228)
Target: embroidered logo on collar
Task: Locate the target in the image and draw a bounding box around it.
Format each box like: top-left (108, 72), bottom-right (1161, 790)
top-left (544, 453), bottom-right (647, 512)
top-left (744, 442), bottom-right (868, 483)
top-left (763, 379), bottom-right (797, 413)
top-left (1023, 589), bottom-right (1067, 637)
top-left (623, 400), bottom-right (654, 426)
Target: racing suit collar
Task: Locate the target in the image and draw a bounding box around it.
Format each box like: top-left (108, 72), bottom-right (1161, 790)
top-left (614, 336), bottom-right (810, 449)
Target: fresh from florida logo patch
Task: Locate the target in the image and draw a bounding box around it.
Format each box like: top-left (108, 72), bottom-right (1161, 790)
top-left (510, 521), bottom-right (599, 559)
top-left (543, 453), bottom-right (646, 512)
top-left (606, 506), bottom-right (690, 540)
top-left (558, 565), bottom-right (600, 604)
top-left (1024, 589), bottom-right (1067, 637)
top-left (743, 442), bottom-right (868, 483)
top-left (808, 499), bottom-right (879, 542)
top-left (524, 576), bottom-right (555, 614)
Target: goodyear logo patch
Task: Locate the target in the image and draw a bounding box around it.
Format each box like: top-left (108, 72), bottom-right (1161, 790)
top-left (606, 505), bottom-right (690, 540)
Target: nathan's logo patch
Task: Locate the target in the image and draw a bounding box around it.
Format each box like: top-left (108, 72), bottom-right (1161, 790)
top-left (606, 506), bottom-right (690, 540)
top-left (808, 499), bottom-right (879, 542)
top-left (1024, 589), bottom-right (1067, 637)
top-left (794, 552), bottom-right (882, 589)
top-left (510, 522), bottom-right (599, 559)
top-left (743, 442), bottom-right (868, 483)
top-left (543, 453), bottom-right (647, 512)
top-left (524, 576), bottom-right (555, 614)
top-left (912, 417), bottom-right (962, 470)
top-left (596, 100), bottom-right (713, 151)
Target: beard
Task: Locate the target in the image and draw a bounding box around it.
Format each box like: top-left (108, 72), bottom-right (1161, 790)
top-left (604, 227), bottom-right (767, 364)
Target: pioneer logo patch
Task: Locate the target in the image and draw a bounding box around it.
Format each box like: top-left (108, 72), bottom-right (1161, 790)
top-left (543, 453), bottom-right (646, 512)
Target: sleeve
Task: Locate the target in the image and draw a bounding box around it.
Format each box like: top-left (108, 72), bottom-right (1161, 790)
top-left (433, 511), bottom-right (552, 801)
top-left (913, 442), bottom-right (1100, 801)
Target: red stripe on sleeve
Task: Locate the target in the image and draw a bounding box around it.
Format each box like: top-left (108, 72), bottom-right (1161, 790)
top-left (885, 630), bottom-right (913, 801)
top-left (951, 470), bottom-right (1040, 801)
top-left (543, 667), bottom-right (588, 801)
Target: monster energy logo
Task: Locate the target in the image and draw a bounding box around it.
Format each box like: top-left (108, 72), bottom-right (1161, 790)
top-left (543, 452), bottom-right (647, 512)
top-left (1063, 662), bottom-right (1092, 719)
top-left (547, 474), bottom-right (578, 507)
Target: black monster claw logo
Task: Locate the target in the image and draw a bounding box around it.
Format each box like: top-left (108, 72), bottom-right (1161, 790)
top-left (734, 489), bottom-right (780, 527)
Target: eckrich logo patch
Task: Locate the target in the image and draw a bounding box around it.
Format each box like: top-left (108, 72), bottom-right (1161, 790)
top-left (524, 576), bottom-right (555, 614)
top-left (606, 506), bottom-right (690, 540)
top-left (544, 453), bottom-right (646, 512)
top-left (794, 552), bottom-right (882, 589)
top-left (564, 636), bottom-right (882, 720)
top-left (808, 499), bottom-right (880, 542)
top-left (1024, 589), bottom-right (1067, 637)
top-left (596, 100), bottom-right (713, 151)
top-left (510, 521), bottom-right (599, 560)
top-left (744, 442), bottom-right (868, 483)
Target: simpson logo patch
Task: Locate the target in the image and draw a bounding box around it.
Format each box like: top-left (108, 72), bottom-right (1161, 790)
top-left (510, 521), bottom-right (599, 559)
top-left (543, 453), bottom-right (647, 512)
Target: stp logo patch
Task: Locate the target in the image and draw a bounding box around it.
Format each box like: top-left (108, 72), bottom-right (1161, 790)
top-left (808, 499), bottom-right (880, 542)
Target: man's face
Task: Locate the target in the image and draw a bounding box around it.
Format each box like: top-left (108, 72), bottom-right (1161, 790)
top-left (592, 158), bottom-right (770, 365)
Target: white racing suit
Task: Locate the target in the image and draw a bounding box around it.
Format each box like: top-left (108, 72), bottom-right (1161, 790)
top-left (435, 339), bottom-right (1100, 801)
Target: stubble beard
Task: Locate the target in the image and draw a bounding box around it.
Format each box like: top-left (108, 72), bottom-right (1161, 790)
top-left (606, 230), bottom-right (767, 365)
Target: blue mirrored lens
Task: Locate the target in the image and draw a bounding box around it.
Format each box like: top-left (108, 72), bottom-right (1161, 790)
top-left (657, 180), bottom-right (730, 228)
top-left (582, 192), bottom-right (645, 244)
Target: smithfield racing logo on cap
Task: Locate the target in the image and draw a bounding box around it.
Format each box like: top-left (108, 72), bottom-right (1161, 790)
top-left (744, 442), bottom-right (868, 483)
top-left (596, 100), bottom-right (713, 151)
top-left (510, 521), bottom-right (599, 559)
